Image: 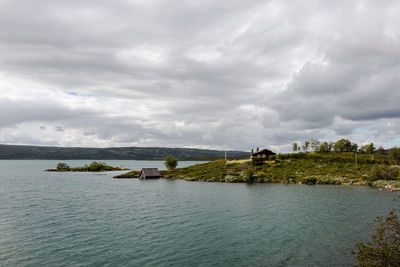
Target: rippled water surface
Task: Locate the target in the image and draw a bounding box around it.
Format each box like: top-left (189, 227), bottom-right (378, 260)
top-left (0, 160), bottom-right (397, 266)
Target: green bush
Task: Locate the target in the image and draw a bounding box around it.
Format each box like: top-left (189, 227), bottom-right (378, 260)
top-left (302, 177), bottom-right (317, 185)
top-left (389, 147), bottom-right (400, 165)
top-left (88, 161), bottom-right (107, 171)
top-left (369, 165), bottom-right (399, 181)
top-left (164, 155), bottom-right (178, 170)
top-left (251, 157), bottom-right (264, 166)
top-left (278, 152), bottom-right (308, 160)
top-left (56, 162), bottom-right (70, 171)
top-left (353, 210), bottom-right (400, 266)
top-left (245, 168), bottom-right (254, 183)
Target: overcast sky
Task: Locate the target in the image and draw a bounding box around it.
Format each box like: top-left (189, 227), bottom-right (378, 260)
top-left (0, 0), bottom-right (399, 152)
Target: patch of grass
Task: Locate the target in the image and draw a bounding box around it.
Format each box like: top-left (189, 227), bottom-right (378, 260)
top-left (372, 180), bottom-right (400, 188)
top-left (161, 160), bottom-right (228, 182)
top-left (114, 170), bottom-right (140, 179)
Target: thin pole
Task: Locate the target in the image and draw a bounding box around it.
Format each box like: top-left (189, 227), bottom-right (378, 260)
top-left (225, 139), bottom-right (227, 162)
top-left (355, 152), bottom-right (357, 167)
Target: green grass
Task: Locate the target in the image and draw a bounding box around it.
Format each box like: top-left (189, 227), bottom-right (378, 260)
top-left (372, 180), bottom-right (400, 188)
top-left (113, 170), bottom-right (140, 178)
top-left (161, 160), bottom-right (230, 182)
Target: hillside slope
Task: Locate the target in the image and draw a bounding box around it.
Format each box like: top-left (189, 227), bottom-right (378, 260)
top-left (0, 144), bottom-right (248, 160)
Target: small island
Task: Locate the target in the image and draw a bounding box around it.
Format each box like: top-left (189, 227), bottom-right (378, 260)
top-left (46, 161), bottom-right (130, 172)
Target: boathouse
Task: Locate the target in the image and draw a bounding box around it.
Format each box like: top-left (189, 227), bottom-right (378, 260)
top-left (139, 168), bottom-right (161, 179)
top-left (250, 147), bottom-right (276, 160)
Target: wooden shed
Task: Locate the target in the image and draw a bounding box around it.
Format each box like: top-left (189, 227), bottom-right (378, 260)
top-left (139, 168), bottom-right (161, 179)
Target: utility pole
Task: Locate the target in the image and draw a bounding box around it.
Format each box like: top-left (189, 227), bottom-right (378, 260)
top-left (355, 152), bottom-right (358, 167)
top-left (224, 139), bottom-right (227, 162)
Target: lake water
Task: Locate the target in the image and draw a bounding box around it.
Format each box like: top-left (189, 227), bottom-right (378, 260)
top-left (0, 160), bottom-right (398, 266)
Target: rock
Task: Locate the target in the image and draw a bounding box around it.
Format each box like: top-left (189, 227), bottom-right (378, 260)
top-left (224, 175), bottom-right (236, 183)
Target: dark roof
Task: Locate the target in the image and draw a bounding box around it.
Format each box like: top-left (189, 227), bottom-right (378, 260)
top-left (140, 168), bottom-right (161, 178)
top-left (251, 148), bottom-right (276, 156)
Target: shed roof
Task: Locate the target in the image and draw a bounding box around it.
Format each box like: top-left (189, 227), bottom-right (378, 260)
top-left (140, 168), bottom-right (161, 178)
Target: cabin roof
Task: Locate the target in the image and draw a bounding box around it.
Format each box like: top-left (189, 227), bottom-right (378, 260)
top-left (140, 168), bottom-right (161, 177)
top-left (251, 148), bottom-right (276, 156)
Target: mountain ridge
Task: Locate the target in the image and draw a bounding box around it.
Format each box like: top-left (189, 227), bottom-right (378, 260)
top-left (0, 144), bottom-right (249, 160)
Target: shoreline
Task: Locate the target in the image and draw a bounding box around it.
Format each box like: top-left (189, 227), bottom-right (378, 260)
top-left (114, 171), bottom-right (400, 191)
top-left (114, 154), bottom-right (400, 191)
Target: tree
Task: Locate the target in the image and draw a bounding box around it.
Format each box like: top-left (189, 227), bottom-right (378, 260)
top-left (360, 144), bottom-right (368, 154)
top-left (328, 142), bottom-right (335, 152)
top-left (376, 146), bottom-right (386, 155)
top-left (352, 143), bottom-right (359, 153)
top-left (302, 141), bottom-right (310, 152)
top-left (292, 142), bottom-right (298, 152)
top-left (353, 210), bottom-right (400, 266)
top-left (56, 162), bottom-right (70, 171)
top-left (310, 139), bottom-right (320, 151)
top-left (164, 155), bottom-right (178, 170)
top-left (366, 143), bottom-right (375, 154)
top-left (389, 147), bottom-right (400, 165)
top-left (317, 142), bottom-right (331, 153)
top-left (334, 139), bottom-right (353, 152)
top-left (88, 161), bottom-right (107, 171)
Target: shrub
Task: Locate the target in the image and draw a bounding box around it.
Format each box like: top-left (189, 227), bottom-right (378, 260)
top-left (317, 142), bottom-right (332, 153)
top-left (389, 147), bottom-right (400, 165)
top-left (370, 165), bottom-right (399, 181)
top-left (164, 155), bottom-right (178, 170)
top-left (334, 139), bottom-right (358, 152)
top-left (353, 210), bottom-right (400, 266)
top-left (56, 162), bottom-right (70, 171)
top-left (301, 177), bottom-right (317, 185)
top-left (251, 157), bottom-right (264, 166)
top-left (245, 168), bottom-right (254, 183)
top-left (88, 161), bottom-right (107, 171)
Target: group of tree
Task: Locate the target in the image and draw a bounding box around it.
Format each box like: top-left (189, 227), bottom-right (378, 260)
top-left (293, 139), bottom-right (398, 155)
top-left (292, 138), bottom-right (360, 153)
top-left (292, 140), bottom-right (310, 152)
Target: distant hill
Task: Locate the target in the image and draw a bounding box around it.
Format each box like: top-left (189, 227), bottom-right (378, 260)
top-left (0, 144), bottom-right (249, 160)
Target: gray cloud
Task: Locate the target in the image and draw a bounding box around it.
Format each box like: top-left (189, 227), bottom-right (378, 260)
top-left (0, 98), bottom-right (93, 127)
top-left (55, 126), bottom-right (64, 132)
top-left (0, 0), bottom-right (399, 151)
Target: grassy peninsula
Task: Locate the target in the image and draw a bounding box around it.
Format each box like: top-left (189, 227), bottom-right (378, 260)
top-left (46, 161), bottom-right (129, 172)
top-left (116, 152), bottom-right (400, 189)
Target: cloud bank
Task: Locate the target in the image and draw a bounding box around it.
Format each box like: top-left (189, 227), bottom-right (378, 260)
top-left (0, 0), bottom-right (399, 151)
